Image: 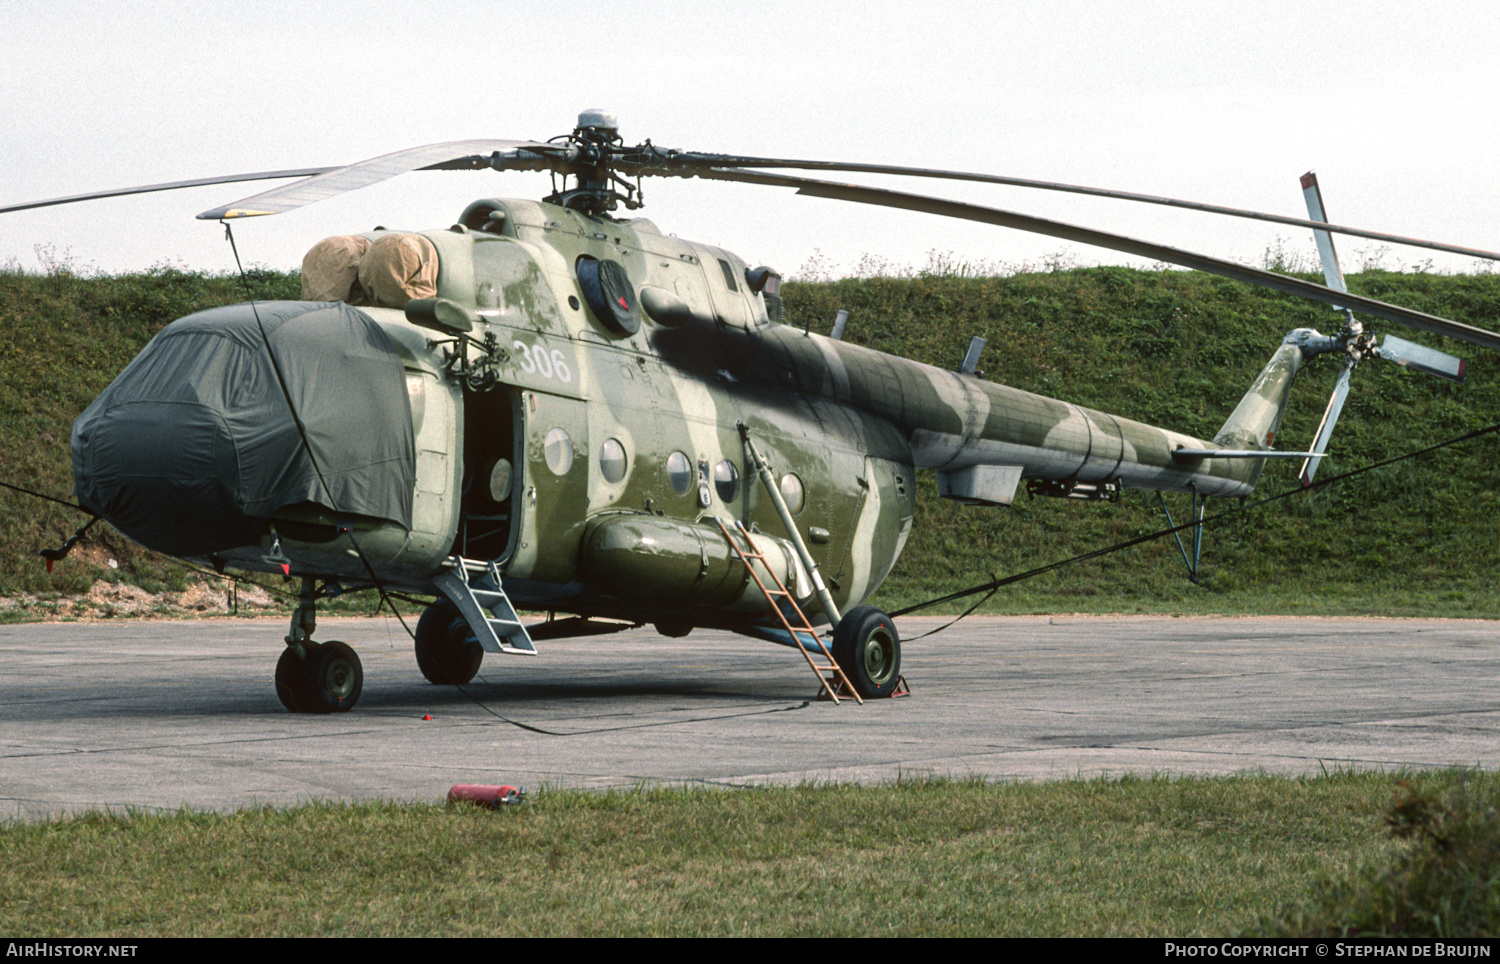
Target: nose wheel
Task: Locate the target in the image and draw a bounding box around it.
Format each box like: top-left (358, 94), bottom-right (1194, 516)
top-left (275, 641), bottom-right (364, 713)
top-left (274, 577), bottom-right (363, 713)
top-left (274, 644), bottom-right (309, 712)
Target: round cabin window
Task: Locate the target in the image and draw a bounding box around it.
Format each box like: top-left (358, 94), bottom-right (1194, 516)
top-left (779, 473), bottom-right (805, 514)
top-left (489, 458), bottom-right (513, 502)
top-left (544, 428), bottom-right (574, 476)
top-left (667, 451), bottom-right (693, 495)
top-left (600, 438), bottom-right (628, 483)
top-left (714, 460), bottom-right (739, 504)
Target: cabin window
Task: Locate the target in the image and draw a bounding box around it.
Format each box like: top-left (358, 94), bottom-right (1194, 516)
top-left (544, 428), bottom-right (574, 476)
top-left (714, 460), bottom-right (739, 503)
top-left (779, 473), bottom-right (805, 514)
top-left (600, 438), bottom-right (628, 483)
top-left (489, 459), bottom-right (514, 502)
top-left (667, 451), bottom-right (693, 495)
top-left (717, 259), bottom-right (738, 292)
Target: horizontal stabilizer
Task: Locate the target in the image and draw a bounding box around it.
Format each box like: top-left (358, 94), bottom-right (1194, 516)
top-left (938, 464), bottom-right (1023, 505)
top-left (1375, 334), bottom-right (1467, 384)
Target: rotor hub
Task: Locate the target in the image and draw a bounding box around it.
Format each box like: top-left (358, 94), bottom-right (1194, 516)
top-left (575, 109), bottom-right (620, 144)
top-left (547, 109), bottom-right (642, 216)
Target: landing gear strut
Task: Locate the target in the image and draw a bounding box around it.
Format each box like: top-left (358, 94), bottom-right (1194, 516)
top-left (275, 577), bottom-right (363, 713)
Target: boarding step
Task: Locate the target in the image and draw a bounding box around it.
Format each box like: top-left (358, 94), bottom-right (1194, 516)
top-left (434, 559), bottom-right (537, 655)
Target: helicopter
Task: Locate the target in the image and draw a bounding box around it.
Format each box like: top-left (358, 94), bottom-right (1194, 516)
top-left (7, 110), bottom-right (1498, 713)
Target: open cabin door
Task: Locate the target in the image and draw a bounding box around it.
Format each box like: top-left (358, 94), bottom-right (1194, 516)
top-left (453, 386), bottom-right (521, 564)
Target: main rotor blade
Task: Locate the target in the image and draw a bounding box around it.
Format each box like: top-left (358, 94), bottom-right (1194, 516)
top-left (0, 169), bottom-right (337, 215)
top-left (700, 168), bottom-right (1500, 354)
top-left (1173, 448), bottom-right (1324, 459)
top-left (196, 139), bottom-right (555, 220)
top-left (646, 153), bottom-right (1500, 263)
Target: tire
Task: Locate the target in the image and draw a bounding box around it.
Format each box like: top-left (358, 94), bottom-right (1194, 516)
top-left (301, 640), bottom-right (363, 713)
top-left (415, 602), bottom-right (484, 685)
top-left (275, 645), bottom-right (308, 713)
top-left (831, 605), bottom-right (901, 699)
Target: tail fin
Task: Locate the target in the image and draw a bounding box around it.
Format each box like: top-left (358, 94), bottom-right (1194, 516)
top-left (1210, 338), bottom-right (1312, 487)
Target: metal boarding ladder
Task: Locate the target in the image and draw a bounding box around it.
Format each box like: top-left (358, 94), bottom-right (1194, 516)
top-left (433, 558), bottom-right (537, 655)
top-left (714, 518), bottom-right (862, 705)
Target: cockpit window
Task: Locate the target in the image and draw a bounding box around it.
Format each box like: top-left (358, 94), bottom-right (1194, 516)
top-left (717, 259), bottom-right (739, 292)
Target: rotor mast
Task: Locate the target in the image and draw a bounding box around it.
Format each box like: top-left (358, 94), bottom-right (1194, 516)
top-left (542, 110), bottom-right (646, 216)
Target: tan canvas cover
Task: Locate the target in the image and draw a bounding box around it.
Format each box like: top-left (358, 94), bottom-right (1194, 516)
top-left (300, 235), bottom-right (372, 303)
top-left (358, 232), bottom-right (439, 308)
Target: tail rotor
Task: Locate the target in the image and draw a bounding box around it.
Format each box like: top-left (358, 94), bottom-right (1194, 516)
top-left (1294, 172), bottom-right (1466, 487)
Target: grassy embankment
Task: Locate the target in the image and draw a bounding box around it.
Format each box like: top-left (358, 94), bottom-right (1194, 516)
top-left (2, 262), bottom-right (1497, 618)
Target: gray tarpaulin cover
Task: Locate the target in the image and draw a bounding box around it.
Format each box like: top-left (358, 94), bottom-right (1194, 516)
top-left (73, 301), bottom-right (415, 557)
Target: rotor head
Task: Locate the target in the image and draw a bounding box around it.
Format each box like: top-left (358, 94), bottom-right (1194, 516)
top-left (575, 109), bottom-right (621, 144)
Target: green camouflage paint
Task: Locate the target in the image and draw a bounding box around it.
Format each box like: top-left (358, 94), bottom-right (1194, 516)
top-left (258, 198), bottom-right (1311, 620)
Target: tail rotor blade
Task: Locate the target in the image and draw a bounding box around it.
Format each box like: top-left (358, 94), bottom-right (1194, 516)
top-left (1375, 333), bottom-right (1468, 384)
top-left (1301, 172), bottom-right (1351, 296)
top-left (1301, 171), bottom-right (1359, 333)
top-left (1300, 358), bottom-right (1354, 487)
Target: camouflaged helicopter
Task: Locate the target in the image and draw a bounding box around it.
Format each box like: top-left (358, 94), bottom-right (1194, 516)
top-left (9, 110), bottom-right (1499, 713)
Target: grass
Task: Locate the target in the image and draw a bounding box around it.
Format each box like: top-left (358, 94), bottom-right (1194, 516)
top-left (1272, 775), bottom-right (1500, 937)
top-left (3, 770), bottom-right (1493, 937)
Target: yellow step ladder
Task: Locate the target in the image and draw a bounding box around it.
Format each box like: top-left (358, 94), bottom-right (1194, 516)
top-left (715, 517), bottom-right (862, 705)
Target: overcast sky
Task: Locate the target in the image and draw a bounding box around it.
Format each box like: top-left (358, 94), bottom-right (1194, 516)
top-left (3, 0), bottom-right (1495, 279)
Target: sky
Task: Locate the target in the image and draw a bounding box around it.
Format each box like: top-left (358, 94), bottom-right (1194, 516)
top-left (3, 0), bottom-right (1496, 280)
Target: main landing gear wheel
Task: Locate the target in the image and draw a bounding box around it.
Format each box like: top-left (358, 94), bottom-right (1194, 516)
top-left (832, 605), bottom-right (901, 699)
top-left (415, 602), bottom-right (484, 685)
top-left (301, 640), bottom-right (364, 713)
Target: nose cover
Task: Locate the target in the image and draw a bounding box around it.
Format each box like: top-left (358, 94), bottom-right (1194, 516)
top-left (72, 301), bottom-right (415, 557)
